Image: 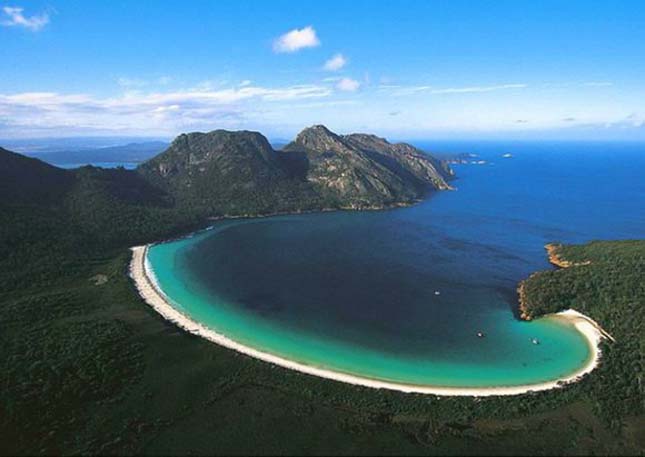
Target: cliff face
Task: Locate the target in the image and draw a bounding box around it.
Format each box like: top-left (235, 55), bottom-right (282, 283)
top-left (343, 133), bottom-right (454, 187)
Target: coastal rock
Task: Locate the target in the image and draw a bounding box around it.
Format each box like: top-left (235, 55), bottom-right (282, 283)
top-left (517, 276), bottom-right (536, 320)
top-left (545, 243), bottom-right (591, 268)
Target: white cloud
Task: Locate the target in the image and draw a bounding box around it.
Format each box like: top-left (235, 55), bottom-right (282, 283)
top-left (336, 78), bottom-right (361, 92)
top-left (566, 114), bottom-right (645, 132)
top-left (273, 26), bottom-right (320, 53)
top-left (280, 100), bottom-right (360, 110)
top-left (1, 6), bottom-right (49, 31)
top-left (383, 83), bottom-right (527, 96)
top-left (0, 83), bottom-right (332, 136)
top-left (534, 81), bottom-right (616, 90)
top-left (2, 79), bottom-right (634, 139)
top-left (379, 81), bottom-right (611, 98)
top-left (152, 104), bottom-right (180, 113)
top-left (323, 54), bottom-right (347, 71)
top-left (432, 84), bottom-right (527, 94)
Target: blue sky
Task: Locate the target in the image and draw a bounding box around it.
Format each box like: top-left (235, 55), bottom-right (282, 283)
top-left (1, 0), bottom-right (644, 139)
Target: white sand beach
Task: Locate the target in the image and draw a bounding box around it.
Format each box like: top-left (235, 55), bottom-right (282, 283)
top-left (130, 244), bottom-right (612, 397)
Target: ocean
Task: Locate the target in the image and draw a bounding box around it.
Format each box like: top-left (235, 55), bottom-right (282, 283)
top-left (146, 141), bottom-right (645, 388)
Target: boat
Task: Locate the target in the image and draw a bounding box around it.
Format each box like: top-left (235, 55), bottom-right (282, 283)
top-left (531, 338), bottom-right (540, 345)
top-left (477, 331), bottom-right (485, 338)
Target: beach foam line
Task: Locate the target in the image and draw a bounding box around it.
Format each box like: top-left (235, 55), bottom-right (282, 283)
top-left (130, 244), bottom-right (611, 397)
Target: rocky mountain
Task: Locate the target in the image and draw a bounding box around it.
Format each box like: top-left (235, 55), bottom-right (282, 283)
top-left (343, 133), bottom-right (454, 186)
top-left (282, 125), bottom-right (453, 207)
top-left (1, 125), bottom-right (453, 231)
top-left (139, 125), bottom-right (454, 214)
top-left (139, 131), bottom-right (282, 183)
top-left (137, 130), bottom-right (319, 215)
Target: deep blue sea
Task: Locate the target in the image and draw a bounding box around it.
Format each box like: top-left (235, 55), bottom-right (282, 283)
top-left (147, 141), bottom-right (645, 387)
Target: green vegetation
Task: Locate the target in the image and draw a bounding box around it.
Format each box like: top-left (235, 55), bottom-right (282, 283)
top-left (520, 240), bottom-right (645, 432)
top-left (0, 134), bottom-right (643, 455)
top-left (2, 238), bottom-right (643, 455)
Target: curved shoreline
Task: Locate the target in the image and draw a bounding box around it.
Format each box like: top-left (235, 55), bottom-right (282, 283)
top-left (545, 243), bottom-right (592, 268)
top-left (130, 244), bottom-right (610, 397)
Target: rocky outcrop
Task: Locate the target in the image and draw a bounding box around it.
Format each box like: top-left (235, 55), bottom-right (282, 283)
top-left (517, 274), bottom-right (539, 320)
top-left (343, 133), bottom-right (454, 187)
top-left (545, 243), bottom-right (591, 268)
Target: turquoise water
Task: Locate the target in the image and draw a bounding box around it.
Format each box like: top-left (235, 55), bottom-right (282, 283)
top-left (147, 141), bottom-right (645, 388)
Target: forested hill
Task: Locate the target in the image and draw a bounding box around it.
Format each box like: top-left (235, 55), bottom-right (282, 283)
top-left (0, 125), bottom-right (454, 277)
top-left (0, 146), bottom-right (74, 205)
top-left (519, 240), bottom-right (644, 427)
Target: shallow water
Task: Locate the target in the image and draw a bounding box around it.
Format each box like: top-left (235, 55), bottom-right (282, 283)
top-left (147, 141), bottom-right (645, 387)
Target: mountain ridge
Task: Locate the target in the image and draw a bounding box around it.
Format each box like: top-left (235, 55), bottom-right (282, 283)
top-left (0, 146), bottom-right (74, 204)
top-left (1, 125), bottom-right (454, 237)
top-left (282, 124), bottom-right (454, 207)
top-left (136, 124), bottom-right (454, 215)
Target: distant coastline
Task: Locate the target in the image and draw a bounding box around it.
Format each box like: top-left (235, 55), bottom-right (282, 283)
top-left (130, 243), bottom-right (610, 397)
